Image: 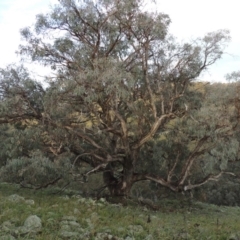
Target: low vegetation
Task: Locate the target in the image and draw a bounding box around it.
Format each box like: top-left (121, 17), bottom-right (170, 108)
top-left (0, 183), bottom-right (240, 239)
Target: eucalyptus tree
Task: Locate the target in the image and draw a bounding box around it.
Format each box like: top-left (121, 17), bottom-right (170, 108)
top-left (0, 0), bottom-right (234, 196)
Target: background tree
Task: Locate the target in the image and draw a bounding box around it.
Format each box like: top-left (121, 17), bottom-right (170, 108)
top-left (0, 0), bottom-right (234, 197)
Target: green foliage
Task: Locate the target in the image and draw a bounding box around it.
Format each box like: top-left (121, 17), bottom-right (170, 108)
top-left (0, 65), bottom-right (44, 115)
top-left (200, 175), bottom-right (240, 206)
top-left (0, 151), bottom-right (72, 188)
top-left (0, 0), bottom-right (236, 198)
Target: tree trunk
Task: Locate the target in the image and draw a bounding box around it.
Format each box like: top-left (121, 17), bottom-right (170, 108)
top-left (103, 159), bottom-right (134, 197)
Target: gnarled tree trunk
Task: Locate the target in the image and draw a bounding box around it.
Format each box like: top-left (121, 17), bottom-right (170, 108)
top-left (103, 159), bottom-right (135, 197)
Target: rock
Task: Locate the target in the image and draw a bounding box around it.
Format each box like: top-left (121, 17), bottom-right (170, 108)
top-left (125, 237), bottom-right (135, 240)
top-left (7, 194), bottom-right (25, 203)
top-left (1, 221), bottom-right (14, 232)
top-left (23, 215), bottom-right (42, 233)
top-left (60, 224), bottom-right (72, 232)
top-left (68, 221), bottom-right (81, 228)
top-left (95, 233), bottom-right (113, 239)
top-left (59, 231), bottom-right (80, 239)
top-left (95, 232), bottom-right (124, 240)
top-left (59, 215), bottom-right (84, 239)
top-left (145, 234), bottom-right (154, 240)
top-left (73, 208), bottom-right (80, 215)
top-left (25, 199), bottom-right (35, 205)
top-left (14, 226), bottom-right (30, 236)
top-left (228, 232), bottom-right (240, 240)
top-left (128, 225), bottom-right (144, 234)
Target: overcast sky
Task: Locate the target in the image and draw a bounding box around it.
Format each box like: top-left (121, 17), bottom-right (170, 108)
top-left (0, 0), bottom-right (240, 82)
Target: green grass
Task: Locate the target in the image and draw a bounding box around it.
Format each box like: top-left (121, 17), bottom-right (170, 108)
top-left (0, 183), bottom-right (240, 239)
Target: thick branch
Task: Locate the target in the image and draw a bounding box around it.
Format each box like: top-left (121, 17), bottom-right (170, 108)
top-left (113, 110), bottom-right (127, 138)
top-left (178, 136), bottom-right (209, 185)
top-left (144, 175), bottom-right (178, 192)
top-left (84, 163), bottom-right (108, 177)
top-left (133, 113), bottom-right (173, 149)
top-left (183, 172), bottom-right (236, 191)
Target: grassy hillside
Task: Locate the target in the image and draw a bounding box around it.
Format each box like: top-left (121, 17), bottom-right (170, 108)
top-left (0, 183), bottom-right (239, 239)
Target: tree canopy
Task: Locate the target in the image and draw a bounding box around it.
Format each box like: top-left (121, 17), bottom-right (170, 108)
top-left (0, 0), bottom-right (237, 197)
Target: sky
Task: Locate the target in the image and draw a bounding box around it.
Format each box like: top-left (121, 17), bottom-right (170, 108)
top-left (0, 0), bottom-right (240, 82)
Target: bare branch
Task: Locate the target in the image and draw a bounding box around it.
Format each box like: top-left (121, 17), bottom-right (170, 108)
top-left (65, 126), bottom-right (103, 149)
top-left (113, 111), bottom-right (127, 137)
top-left (84, 163), bottom-right (108, 177)
top-left (183, 172), bottom-right (236, 191)
top-left (133, 113), bottom-right (174, 149)
top-left (144, 175), bottom-right (178, 192)
top-left (178, 136), bottom-right (209, 185)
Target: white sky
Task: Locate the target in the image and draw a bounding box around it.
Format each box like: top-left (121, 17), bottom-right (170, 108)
top-left (0, 0), bottom-right (240, 82)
